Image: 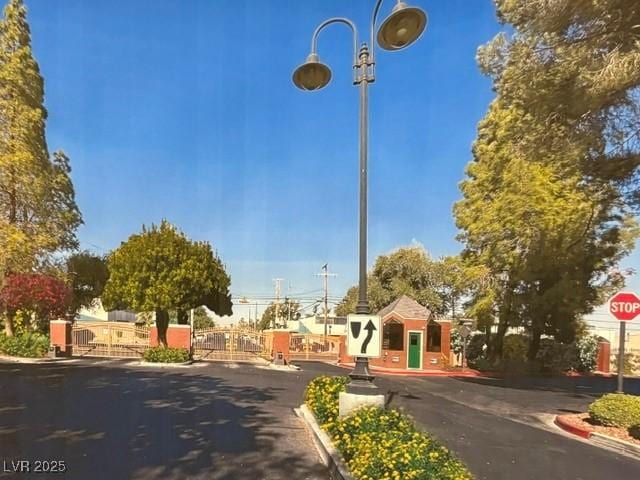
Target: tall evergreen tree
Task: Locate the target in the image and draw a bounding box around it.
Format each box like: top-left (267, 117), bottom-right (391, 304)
top-left (456, 0), bottom-right (640, 361)
top-left (0, 0), bottom-right (82, 335)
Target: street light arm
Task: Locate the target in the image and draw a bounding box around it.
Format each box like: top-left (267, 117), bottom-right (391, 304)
top-left (370, 0), bottom-right (386, 61)
top-left (311, 17), bottom-right (359, 66)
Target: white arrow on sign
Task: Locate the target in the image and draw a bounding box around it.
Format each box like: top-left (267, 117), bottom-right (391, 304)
top-left (347, 314), bottom-right (382, 358)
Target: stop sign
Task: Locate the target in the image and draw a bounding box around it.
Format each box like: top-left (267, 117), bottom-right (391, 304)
top-left (608, 292), bottom-right (640, 322)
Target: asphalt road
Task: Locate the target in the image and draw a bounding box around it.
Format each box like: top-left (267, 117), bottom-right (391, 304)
top-left (297, 362), bottom-right (640, 480)
top-left (0, 360), bottom-right (328, 480)
top-left (1, 359), bottom-right (639, 480)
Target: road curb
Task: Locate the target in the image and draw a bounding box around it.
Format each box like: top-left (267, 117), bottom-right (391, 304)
top-left (555, 415), bottom-right (640, 459)
top-left (132, 360), bottom-right (201, 368)
top-left (0, 354), bottom-right (78, 364)
top-left (334, 362), bottom-right (484, 377)
top-left (295, 404), bottom-right (354, 480)
top-left (554, 415), bottom-right (592, 439)
top-left (591, 432), bottom-right (640, 458)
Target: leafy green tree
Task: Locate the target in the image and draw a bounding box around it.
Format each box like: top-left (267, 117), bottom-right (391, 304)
top-left (456, 0), bottom-right (640, 362)
top-left (335, 247), bottom-right (470, 317)
top-left (258, 298), bottom-right (300, 330)
top-left (66, 252), bottom-right (109, 316)
top-left (192, 306), bottom-right (215, 330)
top-left (0, 0), bottom-right (82, 335)
top-left (101, 221), bottom-right (232, 346)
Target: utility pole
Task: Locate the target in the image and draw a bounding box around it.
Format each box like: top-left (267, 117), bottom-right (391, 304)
top-left (316, 264), bottom-right (338, 340)
top-left (273, 278), bottom-right (283, 330)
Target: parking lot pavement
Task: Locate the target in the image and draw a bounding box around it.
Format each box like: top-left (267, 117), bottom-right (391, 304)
top-left (0, 360), bottom-right (329, 480)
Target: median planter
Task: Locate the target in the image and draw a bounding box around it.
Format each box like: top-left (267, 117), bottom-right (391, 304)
top-left (301, 375), bottom-right (474, 480)
top-left (555, 393), bottom-right (640, 458)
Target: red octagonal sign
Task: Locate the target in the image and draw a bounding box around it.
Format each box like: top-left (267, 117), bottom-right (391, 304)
top-left (608, 292), bottom-right (640, 322)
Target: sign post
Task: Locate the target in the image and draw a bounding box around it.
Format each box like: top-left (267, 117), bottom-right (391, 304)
top-left (607, 291), bottom-right (640, 393)
top-left (459, 325), bottom-right (471, 372)
top-left (340, 314), bottom-right (384, 417)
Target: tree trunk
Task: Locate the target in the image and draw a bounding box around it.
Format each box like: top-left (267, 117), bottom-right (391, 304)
top-left (155, 309), bottom-right (169, 347)
top-left (528, 326), bottom-right (543, 362)
top-left (489, 320), bottom-right (509, 364)
top-left (4, 311), bottom-right (15, 337)
top-left (176, 309), bottom-right (188, 325)
top-left (489, 282), bottom-right (514, 364)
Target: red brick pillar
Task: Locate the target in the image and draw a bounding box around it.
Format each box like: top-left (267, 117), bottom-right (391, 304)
top-left (440, 322), bottom-right (451, 359)
top-left (271, 331), bottom-right (290, 363)
top-left (49, 320), bottom-right (72, 356)
top-left (596, 340), bottom-right (611, 373)
top-left (337, 336), bottom-right (354, 365)
top-left (150, 325), bottom-right (191, 350)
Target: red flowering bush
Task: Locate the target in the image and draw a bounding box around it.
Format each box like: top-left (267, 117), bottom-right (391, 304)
top-left (0, 273), bottom-right (70, 320)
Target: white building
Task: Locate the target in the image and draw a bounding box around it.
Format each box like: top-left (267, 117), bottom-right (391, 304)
top-left (274, 315), bottom-right (347, 336)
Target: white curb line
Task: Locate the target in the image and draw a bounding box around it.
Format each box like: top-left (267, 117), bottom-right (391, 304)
top-left (590, 432), bottom-right (640, 458)
top-left (295, 404), bottom-right (355, 480)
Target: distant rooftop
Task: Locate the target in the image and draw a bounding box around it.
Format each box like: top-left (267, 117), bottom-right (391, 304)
top-left (377, 295), bottom-right (431, 320)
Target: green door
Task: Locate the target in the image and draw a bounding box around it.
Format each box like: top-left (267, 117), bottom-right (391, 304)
top-left (408, 332), bottom-right (421, 369)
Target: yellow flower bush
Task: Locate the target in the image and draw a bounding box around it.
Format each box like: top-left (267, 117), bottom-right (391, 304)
top-left (304, 375), bottom-right (349, 425)
top-left (304, 376), bottom-right (473, 480)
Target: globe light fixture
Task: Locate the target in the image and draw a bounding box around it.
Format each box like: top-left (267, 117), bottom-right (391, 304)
top-left (292, 53), bottom-right (332, 91)
top-left (377, 1), bottom-right (427, 51)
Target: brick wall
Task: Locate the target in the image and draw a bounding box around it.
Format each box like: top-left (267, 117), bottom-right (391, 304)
top-left (270, 331), bottom-right (291, 363)
top-left (49, 320), bottom-right (72, 356)
top-left (150, 324), bottom-right (191, 350)
top-left (596, 340), bottom-right (610, 373)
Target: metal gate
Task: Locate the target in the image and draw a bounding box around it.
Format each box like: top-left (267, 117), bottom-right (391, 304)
top-left (72, 322), bottom-right (149, 358)
top-left (289, 334), bottom-right (340, 362)
top-left (193, 327), bottom-right (270, 361)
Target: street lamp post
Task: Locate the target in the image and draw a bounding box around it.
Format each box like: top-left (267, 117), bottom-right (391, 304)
top-left (293, 0), bottom-right (427, 389)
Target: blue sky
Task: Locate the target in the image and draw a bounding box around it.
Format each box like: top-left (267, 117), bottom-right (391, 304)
top-left (26, 0), bottom-right (639, 322)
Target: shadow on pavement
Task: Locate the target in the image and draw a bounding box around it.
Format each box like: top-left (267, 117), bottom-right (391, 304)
top-left (0, 362), bottom-right (327, 480)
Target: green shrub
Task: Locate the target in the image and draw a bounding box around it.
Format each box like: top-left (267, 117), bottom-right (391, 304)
top-left (0, 332), bottom-right (49, 358)
top-left (629, 424), bottom-right (640, 440)
top-left (574, 335), bottom-right (599, 373)
top-left (465, 334), bottom-right (486, 366)
top-left (501, 334), bottom-right (529, 371)
top-left (304, 376), bottom-right (474, 479)
top-left (450, 329), bottom-right (464, 356)
top-left (588, 394), bottom-right (640, 428)
top-left (142, 346), bottom-right (190, 363)
top-left (472, 357), bottom-right (492, 371)
top-left (535, 338), bottom-right (577, 373)
top-left (304, 375), bottom-right (348, 426)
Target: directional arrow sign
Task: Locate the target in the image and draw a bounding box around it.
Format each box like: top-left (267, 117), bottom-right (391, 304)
top-left (347, 314), bottom-right (381, 358)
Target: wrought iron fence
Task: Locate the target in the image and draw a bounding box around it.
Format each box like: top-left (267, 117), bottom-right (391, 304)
top-left (289, 333), bottom-right (340, 361)
top-left (72, 322), bottom-right (149, 358)
top-left (193, 327), bottom-right (269, 361)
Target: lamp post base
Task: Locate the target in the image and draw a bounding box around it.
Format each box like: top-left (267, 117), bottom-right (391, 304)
top-left (347, 356), bottom-right (377, 394)
top-left (339, 390), bottom-right (385, 417)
